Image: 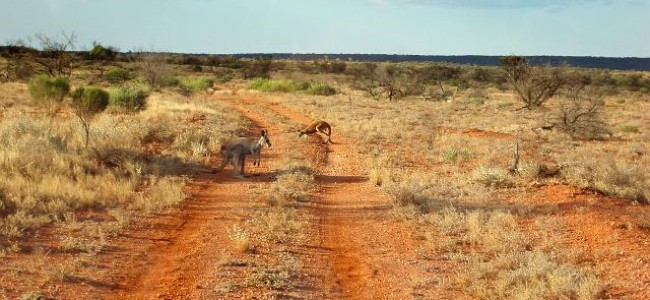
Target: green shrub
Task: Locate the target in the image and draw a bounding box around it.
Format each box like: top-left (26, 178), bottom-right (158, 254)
top-left (248, 78), bottom-right (335, 96)
top-left (307, 82), bottom-right (337, 96)
top-left (105, 67), bottom-right (131, 83)
top-left (616, 73), bottom-right (650, 92)
top-left (89, 44), bottom-right (117, 61)
top-left (619, 124), bottom-right (640, 134)
top-left (164, 75), bottom-right (179, 87)
top-left (109, 86), bottom-right (148, 112)
top-left (179, 77), bottom-right (214, 92)
top-left (248, 78), bottom-right (303, 92)
top-left (216, 74), bottom-right (234, 84)
top-left (28, 74), bottom-right (70, 105)
top-left (72, 86), bottom-right (109, 114)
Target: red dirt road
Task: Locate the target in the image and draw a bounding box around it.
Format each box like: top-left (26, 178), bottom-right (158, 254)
top-left (98, 88), bottom-right (433, 299)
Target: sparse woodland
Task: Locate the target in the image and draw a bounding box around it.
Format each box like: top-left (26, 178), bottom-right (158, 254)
top-left (0, 39), bottom-right (649, 299)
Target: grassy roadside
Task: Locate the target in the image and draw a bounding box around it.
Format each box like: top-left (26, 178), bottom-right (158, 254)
top-left (0, 82), bottom-right (248, 297)
top-left (245, 81), bottom-right (649, 298)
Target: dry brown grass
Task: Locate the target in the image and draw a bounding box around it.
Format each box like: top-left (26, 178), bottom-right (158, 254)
top-left (559, 145), bottom-right (649, 203)
top-left (255, 69), bottom-right (649, 298)
top-left (0, 78), bottom-right (250, 292)
top-left (228, 225), bottom-right (252, 253)
top-left (422, 208), bottom-right (600, 299)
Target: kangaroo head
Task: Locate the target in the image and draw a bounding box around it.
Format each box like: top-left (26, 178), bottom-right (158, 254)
top-left (259, 129), bottom-right (271, 148)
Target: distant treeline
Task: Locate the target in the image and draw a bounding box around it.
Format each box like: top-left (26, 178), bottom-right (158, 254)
top-left (1, 45), bottom-right (649, 71)
top-left (229, 53), bottom-right (650, 72)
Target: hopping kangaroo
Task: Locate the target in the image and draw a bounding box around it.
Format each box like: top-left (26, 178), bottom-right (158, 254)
top-left (214, 129), bottom-right (272, 178)
top-left (299, 120), bottom-right (332, 144)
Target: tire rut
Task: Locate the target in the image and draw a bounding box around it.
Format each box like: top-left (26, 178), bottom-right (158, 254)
top-left (222, 90), bottom-right (425, 299)
top-left (107, 97), bottom-right (279, 300)
top-left (107, 88), bottom-right (428, 299)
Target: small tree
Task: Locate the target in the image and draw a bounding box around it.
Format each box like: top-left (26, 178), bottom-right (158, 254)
top-left (362, 64), bottom-right (424, 101)
top-left (71, 86), bottom-right (109, 148)
top-left (499, 55), bottom-right (565, 109)
top-left (137, 54), bottom-right (177, 89)
top-left (88, 42), bottom-right (117, 61)
top-left (31, 31), bottom-right (78, 77)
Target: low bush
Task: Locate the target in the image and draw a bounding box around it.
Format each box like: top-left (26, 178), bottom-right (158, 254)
top-left (307, 82), bottom-right (337, 96)
top-left (89, 43), bottom-right (117, 61)
top-left (248, 78), bottom-right (336, 95)
top-left (72, 86), bottom-right (109, 113)
top-left (248, 78), bottom-right (306, 92)
top-left (179, 77), bottom-right (214, 92)
top-left (619, 124), bottom-right (640, 134)
top-left (563, 156), bottom-right (649, 204)
top-left (105, 67), bottom-right (131, 83)
top-left (109, 86), bottom-right (148, 112)
top-left (470, 166), bottom-right (513, 188)
top-left (138, 56), bottom-right (177, 89)
top-left (28, 74), bottom-right (70, 108)
top-left (268, 172), bottom-right (315, 205)
top-left (215, 74), bottom-right (234, 84)
top-left (383, 175), bottom-right (438, 213)
top-left (552, 90), bottom-right (611, 140)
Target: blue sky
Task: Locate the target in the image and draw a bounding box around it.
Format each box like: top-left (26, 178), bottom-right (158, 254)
top-left (1, 0), bottom-right (648, 57)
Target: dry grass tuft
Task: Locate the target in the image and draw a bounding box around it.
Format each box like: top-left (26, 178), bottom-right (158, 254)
top-left (560, 146), bottom-right (649, 203)
top-left (245, 253), bottom-right (303, 289)
top-left (366, 150), bottom-right (402, 187)
top-left (228, 225), bottom-right (252, 253)
top-left (383, 175), bottom-right (438, 213)
top-left (463, 250), bottom-right (600, 300)
top-left (268, 173), bottom-right (315, 206)
top-left (268, 150), bottom-right (316, 206)
top-left (470, 166), bottom-right (515, 188)
top-left (423, 207), bottom-right (601, 299)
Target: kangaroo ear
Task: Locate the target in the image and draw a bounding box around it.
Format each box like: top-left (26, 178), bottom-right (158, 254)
top-left (261, 129), bottom-right (267, 137)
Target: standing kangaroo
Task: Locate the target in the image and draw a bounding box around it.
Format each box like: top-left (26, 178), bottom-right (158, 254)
top-left (299, 120), bottom-right (332, 144)
top-left (213, 129), bottom-right (271, 178)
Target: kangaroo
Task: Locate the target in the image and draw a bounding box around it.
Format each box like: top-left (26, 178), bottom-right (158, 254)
top-left (213, 129), bottom-right (271, 178)
top-left (299, 120), bottom-right (332, 144)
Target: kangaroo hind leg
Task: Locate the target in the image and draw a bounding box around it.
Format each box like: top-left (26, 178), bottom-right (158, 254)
top-left (213, 151), bottom-right (231, 173)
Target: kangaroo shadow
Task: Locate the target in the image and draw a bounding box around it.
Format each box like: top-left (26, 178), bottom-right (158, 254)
top-left (198, 167), bottom-right (277, 183)
top-left (91, 147), bottom-right (207, 177)
top-left (314, 174), bottom-right (368, 184)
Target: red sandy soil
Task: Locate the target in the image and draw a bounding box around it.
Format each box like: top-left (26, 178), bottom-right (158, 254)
top-left (1, 85), bottom-right (649, 299)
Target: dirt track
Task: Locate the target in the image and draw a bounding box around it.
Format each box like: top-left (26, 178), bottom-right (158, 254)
top-left (98, 88), bottom-right (438, 299)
